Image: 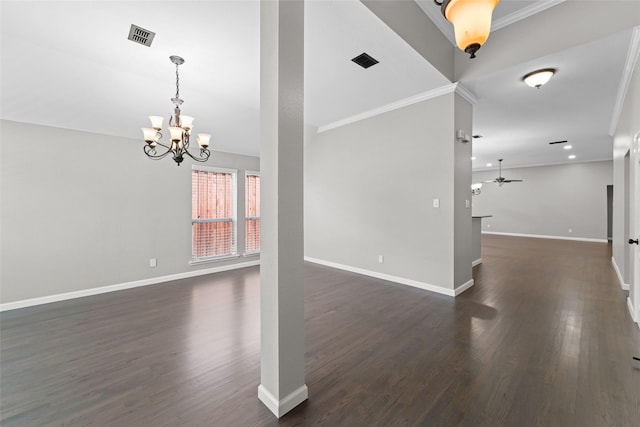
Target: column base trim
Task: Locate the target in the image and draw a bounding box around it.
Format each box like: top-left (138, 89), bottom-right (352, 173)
top-left (258, 384), bottom-right (308, 418)
top-left (472, 258), bottom-right (482, 267)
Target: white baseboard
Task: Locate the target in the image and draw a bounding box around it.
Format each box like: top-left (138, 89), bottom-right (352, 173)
top-left (0, 260), bottom-right (260, 312)
top-left (482, 231), bottom-right (607, 243)
top-left (258, 384), bottom-right (308, 418)
top-left (472, 258), bottom-right (482, 267)
top-left (304, 256), bottom-right (458, 297)
top-left (454, 279), bottom-right (475, 296)
top-left (611, 257), bottom-right (630, 291)
top-left (627, 297), bottom-right (639, 328)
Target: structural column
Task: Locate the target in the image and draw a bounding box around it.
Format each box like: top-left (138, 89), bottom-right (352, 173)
top-left (258, 0), bottom-right (308, 418)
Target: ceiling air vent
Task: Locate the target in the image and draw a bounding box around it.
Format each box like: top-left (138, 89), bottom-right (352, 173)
top-left (548, 140), bottom-right (568, 145)
top-left (128, 24), bottom-right (155, 47)
top-left (351, 52), bottom-right (379, 69)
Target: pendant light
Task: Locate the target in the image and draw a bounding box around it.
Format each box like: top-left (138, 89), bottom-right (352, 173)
top-left (435, 0), bottom-right (500, 59)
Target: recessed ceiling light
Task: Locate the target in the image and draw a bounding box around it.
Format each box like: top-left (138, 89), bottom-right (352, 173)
top-left (568, 154), bottom-right (576, 159)
top-left (523, 68), bottom-right (556, 88)
top-left (471, 156), bottom-right (477, 160)
top-left (563, 145), bottom-right (573, 150)
top-left (486, 163), bottom-right (493, 167)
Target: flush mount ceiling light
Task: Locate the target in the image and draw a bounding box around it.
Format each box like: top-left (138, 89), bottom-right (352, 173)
top-left (523, 68), bottom-right (556, 88)
top-left (434, 0), bottom-right (500, 59)
top-left (142, 56), bottom-right (212, 166)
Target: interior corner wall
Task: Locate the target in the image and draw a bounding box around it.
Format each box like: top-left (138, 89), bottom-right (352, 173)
top-left (304, 94), bottom-right (459, 292)
top-left (472, 161), bottom-right (613, 241)
top-left (0, 120), bottom-right (260, 304)
top-left (612, 53), bottom-right (640, 302)
top-left (453, 94), bottom-right (473, 288)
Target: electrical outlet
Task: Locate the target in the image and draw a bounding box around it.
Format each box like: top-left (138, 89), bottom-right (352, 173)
top-left (465, 199), bottom-right (470, 208)
top-left (378, 255), bottom-right (384, 263)
top-left (150, 258), bottom-right (157, 267)
top-left (487, 224), bottom-right (491, 228)
top-left (433, 198), bottom-right (440, 208)
top-left (568, 228), bottom-right (572, 233)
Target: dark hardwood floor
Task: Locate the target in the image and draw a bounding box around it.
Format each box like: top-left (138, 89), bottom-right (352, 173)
top-left (2, 235), bottom-right (639, 426)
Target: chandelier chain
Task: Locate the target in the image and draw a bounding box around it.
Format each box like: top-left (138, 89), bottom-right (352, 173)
top-left (175, 63), bottom-right (180, 100)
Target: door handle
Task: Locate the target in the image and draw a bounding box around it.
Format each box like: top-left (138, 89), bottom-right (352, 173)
top-left (630, 239), bottom-right (639, 245)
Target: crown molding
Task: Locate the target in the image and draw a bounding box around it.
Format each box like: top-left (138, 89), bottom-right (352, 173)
top-left (609, 26), bottom-right (640, 136)
top-left (492, 0), bottom-right (566, 31)
top-left (317, 82), bottom-right (478, 133)
top-left (454, 82), bottom-right (478, 105)
top-left (318, 83), bottom-right (458, 133)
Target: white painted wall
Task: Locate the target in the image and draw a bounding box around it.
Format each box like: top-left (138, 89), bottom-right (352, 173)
top-left (472, 161), bottom-right (613, 241)
top-left (304, 92), bottom-right (472, 293)
top-left (612, 50), bottom-right (640, 322)
top-left (0, 120), bottom-right (260, 305)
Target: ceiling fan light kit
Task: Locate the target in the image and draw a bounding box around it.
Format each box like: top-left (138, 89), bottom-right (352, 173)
top-left (434, 0), bottom-right (500, 59)
top-left (523, 68), bottom-right (556, 88)
top-left (141, 55), bottom-right (212, 166)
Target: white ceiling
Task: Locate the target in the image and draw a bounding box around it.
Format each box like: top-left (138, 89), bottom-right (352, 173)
top-left (1, 0), bottom-right (636, 171)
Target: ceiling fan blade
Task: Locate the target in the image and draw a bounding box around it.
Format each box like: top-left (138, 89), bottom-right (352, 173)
top-left (483, 180), bottom-right (498, 183)
top-left (502, 179), bottom-right (523, 183)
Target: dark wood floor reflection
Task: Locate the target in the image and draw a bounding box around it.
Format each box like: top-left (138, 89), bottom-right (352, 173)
top-left (2, 235), bottom-right (639, 426)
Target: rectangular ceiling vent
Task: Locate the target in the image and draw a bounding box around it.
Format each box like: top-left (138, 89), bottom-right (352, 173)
top-left (548, 140), bottom-right (568, 145)
top-left (128, 24), bottom-right (155, 47)
top-left (351, 52), bottom-right (379, 69)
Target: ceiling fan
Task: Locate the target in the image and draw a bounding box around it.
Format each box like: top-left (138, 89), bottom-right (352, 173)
top-left (484, 159), bottom-right (523, 187)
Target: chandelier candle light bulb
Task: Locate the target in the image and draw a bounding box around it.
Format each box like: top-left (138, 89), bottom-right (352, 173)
top-left (141, 55), bottom-right (212, 165)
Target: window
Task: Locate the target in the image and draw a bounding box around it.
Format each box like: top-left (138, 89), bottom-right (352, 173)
top-left (245, 172), bottom-right (261, 254)
top-left (191, 166), bottom-right (237, 260)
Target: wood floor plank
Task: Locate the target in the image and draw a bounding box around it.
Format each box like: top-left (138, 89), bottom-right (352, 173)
top-left (2, 235), bottom-right (639, 426)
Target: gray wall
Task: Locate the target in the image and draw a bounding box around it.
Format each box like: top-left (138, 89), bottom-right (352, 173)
top-left (612, 53), bottom-right (640, 310)
top-left (0, 120), bottom-right (260, 304)
top-left (305, 92), bottom-right (472, 292)
top-left (453, 94), bottom-right (473, 286)
top-left (472, 161), bottom-right (613, 241)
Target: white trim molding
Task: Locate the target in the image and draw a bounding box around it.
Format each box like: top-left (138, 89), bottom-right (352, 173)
top-left (317, 82), bottom-right (477, 133)
top-left (318, 83), bottom-right (456, 133)
top-left (482, 231), bottom-right (608, 244)
top-left (305, 256), bottom-right (460, 297)
top-left (609, 26), bottom-right (640, 136)
top-left (0, 260), bottom-right (260, 312)
top-left (611, 257), bottom-right (630, 291)
top-left (454, 279), bottom-right (475, 296)
top-left (454, 82), bottom-right (478, 105)
top-left (472, 258), bottom-right (482, 267)
top-left (258, 384), bottom-right (308, 418)
top-left (492, 0), bottom-right (566, 31)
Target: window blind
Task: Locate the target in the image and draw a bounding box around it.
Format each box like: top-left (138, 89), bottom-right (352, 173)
top-left (245, 173), bottom-right (260, 253)
top-left (192, 168), bottom-right (236, 259)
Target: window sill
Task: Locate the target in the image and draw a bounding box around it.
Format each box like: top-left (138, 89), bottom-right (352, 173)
top-left (243, 252), bottom-right (261, 257)
top-left (189, 253), bottom-right (240, 266)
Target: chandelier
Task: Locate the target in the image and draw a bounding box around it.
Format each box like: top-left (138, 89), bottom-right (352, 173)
top-left (434, 0), bottom-right (500, 59)
top-left (142, 55), bottom-right (211, 166)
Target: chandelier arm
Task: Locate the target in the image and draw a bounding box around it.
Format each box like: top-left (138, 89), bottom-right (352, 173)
top-left (143, 144), bottom-right (173, 160)
top-left (182, 147), bottom-right (211, 163)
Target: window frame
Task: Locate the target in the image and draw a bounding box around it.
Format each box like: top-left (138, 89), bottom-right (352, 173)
top-left (244, 170), bottom-right (261, 255)
top-left (190, 165), bottom-right (238, 263)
